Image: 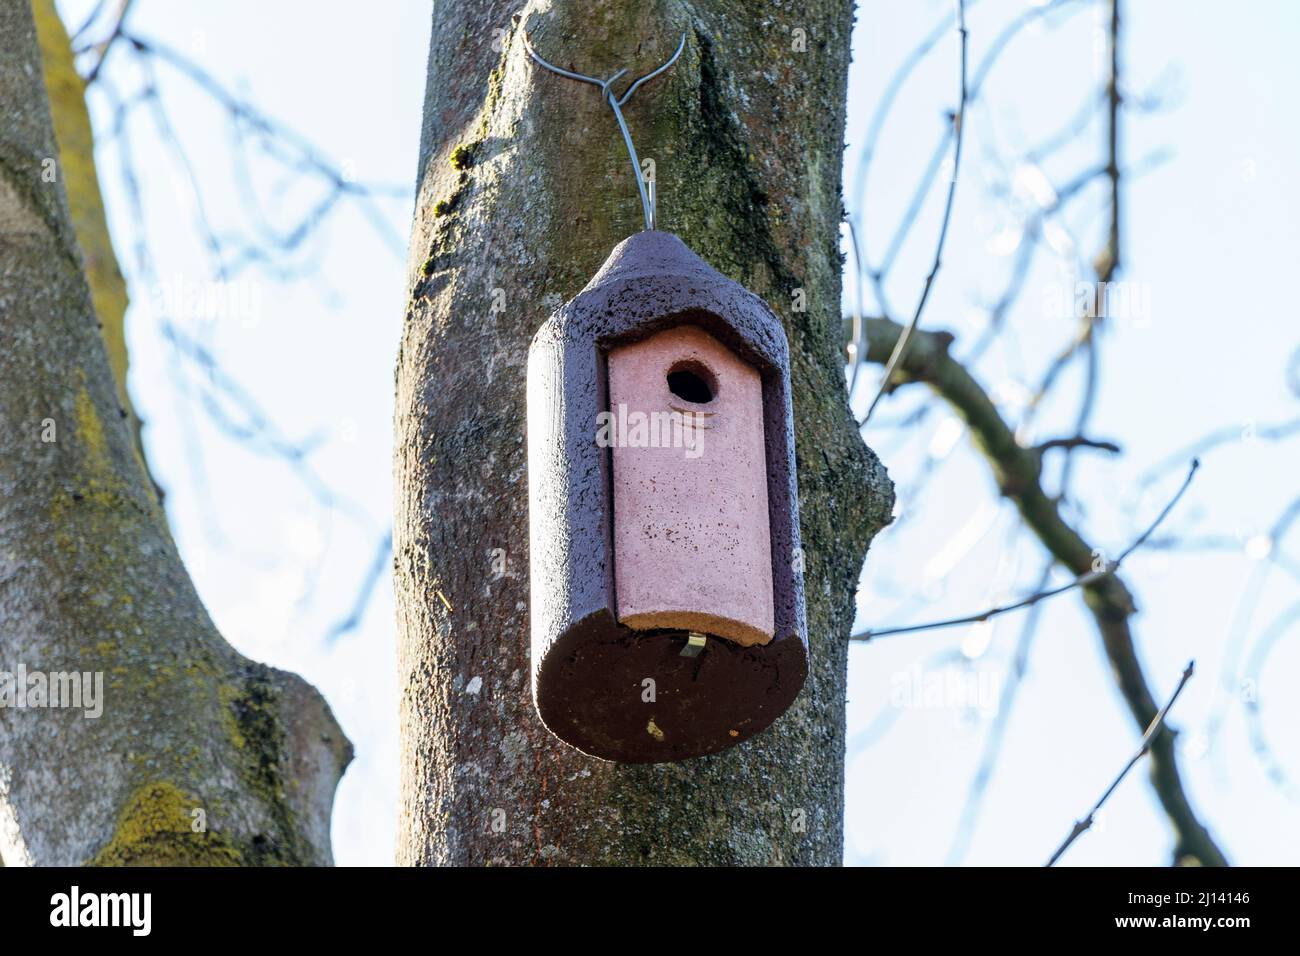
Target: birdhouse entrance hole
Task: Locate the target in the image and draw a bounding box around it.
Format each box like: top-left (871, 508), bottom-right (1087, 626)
top-left (666, 361), bottom-right (716, 404)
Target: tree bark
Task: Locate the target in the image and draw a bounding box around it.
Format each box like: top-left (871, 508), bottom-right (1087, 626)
top-left (0, 2), bottom-right (350, 866)
top-left (396, 0), bottom-right (892, 865)
top-left (31, 3), bottom-right (130, 448)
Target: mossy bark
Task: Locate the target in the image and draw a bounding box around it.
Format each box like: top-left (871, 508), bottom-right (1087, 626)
top-left (0, 3), bottom-right (350, 867)
top-left (31, 0), bottom-right (158, 496)
top-left (396, 0), bottom-right (892, 865)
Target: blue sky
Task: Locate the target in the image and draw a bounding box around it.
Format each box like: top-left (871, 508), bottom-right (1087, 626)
top-left (58, 0), bottom-right (1300, 865)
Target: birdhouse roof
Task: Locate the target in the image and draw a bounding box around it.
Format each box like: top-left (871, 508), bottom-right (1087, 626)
top-left (543, 230), bottom-right (789, 373)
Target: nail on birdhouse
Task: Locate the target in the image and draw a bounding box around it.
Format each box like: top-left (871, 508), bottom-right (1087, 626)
top-left (526, 230), bottom-right (807, 762)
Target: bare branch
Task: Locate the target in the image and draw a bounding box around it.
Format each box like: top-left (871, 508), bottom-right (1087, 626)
top-left (856, 315), bottom-right (1227, 865)
top-left (852, 458), bottom-right (1197, 641)
top-left (1242, 597), bottom-right (1300, 802)
top-left (324, 531), bottom-right (394, 645)
top-left (1034, 435), bottom-right (1122, 455)
top-left (1100, 0), bottom-right (1122, 282)
top-left (946, 561), bottom-right (1054, 864)
top-left (1046, 661), bottom-right (1197, 866)
top-left (1139, 416), bottom-right (1300, 487)
top-left (80, 0), bottom-right (132, 83)
top-left (860, 0), bottom-right (968, 426)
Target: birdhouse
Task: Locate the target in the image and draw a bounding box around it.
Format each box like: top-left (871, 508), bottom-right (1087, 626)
top-left (526, 230), bottom-right (807, 762)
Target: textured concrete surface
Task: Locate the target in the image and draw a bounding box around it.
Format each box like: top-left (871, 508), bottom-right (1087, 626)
top-left (525, 230), bottom-right (806, 762)
top-left (608, 324), bottom-right (774, 646)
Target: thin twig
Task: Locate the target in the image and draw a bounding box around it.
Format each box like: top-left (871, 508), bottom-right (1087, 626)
top-left (324, 531), bottom-right (394, 645)
top-left (852, 458), bottom-right (1199, 641)
top-left (845, 217), bottom-right (868, 397)
top-left (1103, 0), bottom-right (1122, 280)
top-left (1045, 660), bottom-right (1197, 866)
top-left (1035, 435), bottom-right (1121, 455)
top-left (945, 561), bottom-right (1054, 864)
top-left (78, 0), bottom-right (132, 83)
top-left (860, 0), bottom-right (968, 425)
top-left (860, 315), bottom-right (1227, 864)
top-left (1138, 416), bottom-right (1300, 487)
top-left (1242, 598), bottom-right (1300, 802)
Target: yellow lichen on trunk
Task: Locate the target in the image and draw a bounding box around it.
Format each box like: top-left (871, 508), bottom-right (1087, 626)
top-left (87, 781), bottom-right (243, 867)
top-left (31, 0), bottom-right (157, 493)
top-left (2, 0), bottom-right (348, 867)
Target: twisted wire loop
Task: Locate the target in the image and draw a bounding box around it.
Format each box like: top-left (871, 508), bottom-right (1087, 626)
top-left (522, 30), bottom-right (688, 231)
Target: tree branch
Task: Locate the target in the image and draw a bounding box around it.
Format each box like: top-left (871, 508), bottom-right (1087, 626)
top-left (852, 458), bottom-right (1196, 640)
top-left (860, 0), bottom-right (968, 425)
top-left (0, 1), bottom-right (350, 866)
top-left (1047, 661), bottom-right (1196, 866)
top-left (1035, 435), bottom-right (1122, 455)
top-left (859, 315), bottom-right (1227, 866)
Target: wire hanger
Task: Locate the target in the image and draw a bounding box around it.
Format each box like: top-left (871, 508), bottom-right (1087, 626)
top-left (522, 30), bottom-right (688, 232)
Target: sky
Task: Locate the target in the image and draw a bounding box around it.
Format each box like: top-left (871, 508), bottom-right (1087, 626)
top-left (55, 0), bottom-right (1300, 866)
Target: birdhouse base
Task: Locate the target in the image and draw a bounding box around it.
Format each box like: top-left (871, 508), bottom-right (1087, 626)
top-left (533, 609), bottom-right (807, 763)
top-left (619, 610), bottom-right (772, 648)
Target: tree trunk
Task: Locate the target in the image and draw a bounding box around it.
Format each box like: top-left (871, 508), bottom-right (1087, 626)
top-left (396, 0), bottom-right (892, 865)
top-left (31, 0), bottom-right (145, 479)
top-left (0, 2), bottom-right (350, 867)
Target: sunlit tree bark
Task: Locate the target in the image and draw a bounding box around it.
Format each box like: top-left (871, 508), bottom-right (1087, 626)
top-left (396, 0), bottom-right (892, 865)
top-left (0, 1), bottom-right (349, 868)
